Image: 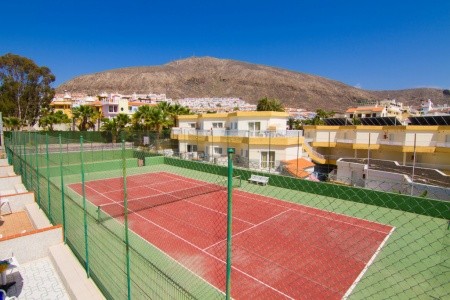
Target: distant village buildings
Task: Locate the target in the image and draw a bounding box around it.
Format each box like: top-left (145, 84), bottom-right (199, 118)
top-left (50, 91), bottom-right (449, 126)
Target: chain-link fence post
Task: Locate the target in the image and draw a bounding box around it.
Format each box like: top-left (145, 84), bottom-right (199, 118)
top-left (59, 134), bottom-right (66, 243)
top-left (80, 135), bottom-right (90, 278)
top-left (19, 132), bottom-right (23, 175)
top-left (35, 133), bottom-right (41, 207)
top-left (28, 132), bottom-right (33, 193)
top-left (46, 133), bottom-right (52, 223)
top-left (122, 139), bottom-right (132, 300)
top-left (226, 147), bottom-right (234, 300)
top-left (23, 142), bottom-right (28, 189)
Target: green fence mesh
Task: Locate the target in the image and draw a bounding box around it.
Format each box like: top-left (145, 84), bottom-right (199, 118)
top-left (3, 130), bottom-right (449, 299)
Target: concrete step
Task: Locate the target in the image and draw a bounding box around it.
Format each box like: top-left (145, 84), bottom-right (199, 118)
top-left (49, 244), bottom-right (105, 300)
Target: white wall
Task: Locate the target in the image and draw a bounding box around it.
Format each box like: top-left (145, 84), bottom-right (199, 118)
top-left (355, 131), bottom-right (381, 144)
top-left (0, 166), bottom-right (14, 176)
top-left (404, 132), bottom-right (435, 146)
top-left (0, 227), bottom-right (63, 264)
top-left (1, 192), bottom-right (35, 213)
top-left (0, 176), bottom-right (22, 191)
top-left (315, 130), bottom-right (337, 142)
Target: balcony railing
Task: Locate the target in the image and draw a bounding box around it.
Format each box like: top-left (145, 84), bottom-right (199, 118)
top-left (436, 142), bottom-right (450, 147)
top-left (171, 128), bottom-right (303, 138)
top-left (302, 141), bottom-right (325, 160)
top-left (336, 139), bottom-right (355, 144)
top-left (378, 140), bottom-right (405, 146)
top-left (379, 140), bottom-right (437, 147)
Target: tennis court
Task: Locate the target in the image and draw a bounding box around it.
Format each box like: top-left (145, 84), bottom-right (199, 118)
top-left (68, 171), bottom-right (394, 299)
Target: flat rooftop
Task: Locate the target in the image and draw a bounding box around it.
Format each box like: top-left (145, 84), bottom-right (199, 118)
top-left (341, 158), bottom-right (450, 188)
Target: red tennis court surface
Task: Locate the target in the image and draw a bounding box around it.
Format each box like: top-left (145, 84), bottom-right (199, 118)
top-left (69, 171), bottom-right (394, 299)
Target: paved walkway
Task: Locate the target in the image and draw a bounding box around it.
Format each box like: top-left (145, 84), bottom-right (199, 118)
top-left (4, 257), bottom-right (70, 299)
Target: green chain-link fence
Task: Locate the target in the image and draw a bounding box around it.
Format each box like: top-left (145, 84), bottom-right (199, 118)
top-left (3, 130), bottom-right (449, 299)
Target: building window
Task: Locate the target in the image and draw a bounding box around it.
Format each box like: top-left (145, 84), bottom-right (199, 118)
top-left (261, 151), bottom-right (275, 169)
top-left (240, 149), bottom-right (248, 157)
top-left (349, 114), bottom-right (354, 118)
top-left (212, 122), bottom-right (223, 128)
top-left (249, 122), bottom-right (261, 131)
top-left (372, 113), bottom-right (377, 117)
top-left (365, 113), bottom-right (371, 117)
top-left (214, 147), bottom-right (223, 155)
top-left (189, 123), bottom-right (196, 128)
top-left (187, 145), bottom-right (197, 152)
top-left (109, 106), bottom-right (118, 113)
top-left (357, 114), bottom-right (362, 118)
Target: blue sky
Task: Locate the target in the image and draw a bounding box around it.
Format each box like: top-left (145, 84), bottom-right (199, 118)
top-left (1, 0), bottom-right (449, 90)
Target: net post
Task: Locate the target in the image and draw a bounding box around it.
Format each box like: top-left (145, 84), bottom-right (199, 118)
top-left (122, 138), bottom-right (132, 300)
top-left (35, 133), bottom-right (41, 207)
top-left (59, 134), bottom-right (66, 244)
top-left (80, 135), bottom-right (90, 278)
top-left (226, 147), bottom-right (234, 300)
top-left (45, 133), bottom-right (52, 223)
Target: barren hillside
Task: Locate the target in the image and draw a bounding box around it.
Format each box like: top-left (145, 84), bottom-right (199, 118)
top-left (57, 57), bottom-right (449, 111)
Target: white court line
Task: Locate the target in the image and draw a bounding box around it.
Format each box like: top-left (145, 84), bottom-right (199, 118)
top-left (88, 177), bottom-right (182, 194)
top-left (203, 209), bottom-right (290, 251)
top-left (84, 184), bottom-right (117, 204)
top-left (186, 199), bottom-right (255, 226)
top-left (342, 226), bottom-right (396, 299)
top-left (234, 191), bottom-right (391, 234)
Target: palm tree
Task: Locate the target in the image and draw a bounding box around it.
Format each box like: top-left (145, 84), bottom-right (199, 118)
top-left (256, 97), bottom-right (285, 112)
top-left (132, 105), bottom-right (153, 131)
top-left (116, 113), bottom-right (130, 129)
top-left (72, 105), bottom-right (96, 131)
top-left (132, 105), bottom-right (172, 149)
top-left (39, 109), bottom-right (70, 131)
top-left (148, 107), bottom-right (172, 134)
top-left (303, 109), bottom-right (336, 125)
top-left (2, 117), bottom-right (21, 131)
top-left (163, 103), bottom-right (191, 126)
top-left (100, 118), bottom-right (119, 143)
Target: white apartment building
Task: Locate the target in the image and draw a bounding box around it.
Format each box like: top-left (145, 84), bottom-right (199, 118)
top-left (172, 111), bottom-right (305, 172)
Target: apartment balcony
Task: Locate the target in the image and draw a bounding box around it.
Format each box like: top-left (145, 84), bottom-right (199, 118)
top-left (171, 128), bottom-right (303, 138)
top-left (378, 140), bottom-right (406, 146)
top-left (436, 142), bottom-right (450, 147)
top-left (379, 140), bottom-right (437, 147)
top-left (336, 138), bottom-right (355, 144)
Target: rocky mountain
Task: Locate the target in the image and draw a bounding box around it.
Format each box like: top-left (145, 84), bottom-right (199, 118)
top-left (57, 57), bottom-right (449, 111)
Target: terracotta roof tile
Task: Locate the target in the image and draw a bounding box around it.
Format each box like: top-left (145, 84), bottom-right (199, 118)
top-left (282, 158), bottom-right (315, 178)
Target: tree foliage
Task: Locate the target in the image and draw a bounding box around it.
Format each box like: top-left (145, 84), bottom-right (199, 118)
top-left (443, 89), bottom-right (450, 96)
top-left (39, 108), bottom-right (70, 131)
top-left (256, 97), bottom-right (285, 112)
top-left (100, 113), bottom-right (130, 143)
top-left (303, 109), bottom-right (336, 125)
top-left (72, 105), bottom-right (99, 131)
top-left (2, 116), bottom-right (21, 131)
top-left (0, 53), bottom-right (55, 126)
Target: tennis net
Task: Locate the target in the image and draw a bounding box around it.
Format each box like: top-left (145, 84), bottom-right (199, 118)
top-left (97, 176), bottom-right (241, 222)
